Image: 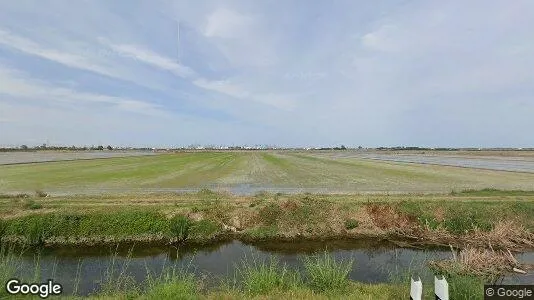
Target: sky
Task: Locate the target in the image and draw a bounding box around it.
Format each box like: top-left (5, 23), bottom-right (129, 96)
top-left (0, 0), bottom-right (533, 148)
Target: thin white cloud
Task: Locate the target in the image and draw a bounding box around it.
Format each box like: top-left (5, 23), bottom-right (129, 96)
top-left (193, 78), bottom-right (296, 110)
top-left (100, 36), bottom-right (297, 111)
top-left (0, 28), bottom-right (118, 78)
top-left (0, 66), bottom-right (167, 117)
top-left (0, 28), bottom-right (181, 92)
top-left (106, 42), bottom-right (196, 78)
top-left (193, 78), bottom-right (249, 98)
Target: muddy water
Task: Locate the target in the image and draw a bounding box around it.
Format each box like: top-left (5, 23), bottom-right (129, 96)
top-left (7, 239), bottom-right (534, 296)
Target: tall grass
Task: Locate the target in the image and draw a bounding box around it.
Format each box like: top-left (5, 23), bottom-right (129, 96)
top-left (447, 274), bottom-right (485, 300)
top-left (2, 211), bottom-right (169, 245)
top-left (169, 215), bottom-right (191, 242)
top-left (98, 245), bottom-right (140, 296)
top-left (144, 268), bottom-right (199, 300)
top-left (0, 245), bottom-right (19, 297)
top-left (0, 219), bottom-right (6, 242)
top-left (238, 256), bottom-right (301, 295)
top-left (1, 210), bottom-right (225, 246)
top-left (303, 252), bottom-right (354, 292)
top-left (142, 249), bottom-right (200, 299)
top-left (0, 244), bottom-right (51, 297)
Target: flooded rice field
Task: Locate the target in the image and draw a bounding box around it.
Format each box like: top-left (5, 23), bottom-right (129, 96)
top-left (8, 239), bottom-right (534, 296)
top-left (2, 151), bottom-right (534, 195)
top-left (322, 152), bottom-right (534, 173)
top-left (0, 151), bottom-right (155, 165)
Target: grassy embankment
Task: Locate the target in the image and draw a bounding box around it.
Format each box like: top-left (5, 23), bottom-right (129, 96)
top-left (0, 189), bottom-right (532, 296)
top-left (0, 189), bottom-right (533, 251)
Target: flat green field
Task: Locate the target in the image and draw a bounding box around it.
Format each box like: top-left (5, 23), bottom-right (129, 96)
top-left (1, 151), bottom-right (534, 194)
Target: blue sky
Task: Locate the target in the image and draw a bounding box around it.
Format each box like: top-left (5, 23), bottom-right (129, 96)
top-left (0, 0), bottom-right (533, 148)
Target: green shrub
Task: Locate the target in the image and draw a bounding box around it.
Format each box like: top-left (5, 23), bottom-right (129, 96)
top-left (190, 219), bottom-right (220, 239)
top-left (303, 252), bottom-right (353, 292)
top-left (3, 211), bottom-right (169, 244)
top-left (77, 211), bottom-right (168, 236)
top-left (344, 219), bottom-right (359, 230)
top-left (5, 214), bottom-right (79, 244)
top-left (443, 211), bottom-right (493, 234)
top-left (23, 200), bottom-right (42, 210)
top-left (169, 215), bottom-right (191, 242)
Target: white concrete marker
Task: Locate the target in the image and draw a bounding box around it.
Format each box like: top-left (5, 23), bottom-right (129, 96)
top-left (435, 276), bottom-right (449, 300)
top-left (410, 277), bottom-right (422, 300)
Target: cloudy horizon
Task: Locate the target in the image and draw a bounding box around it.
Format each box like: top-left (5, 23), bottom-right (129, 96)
top-left (1, 0), bottom-right (533, 148)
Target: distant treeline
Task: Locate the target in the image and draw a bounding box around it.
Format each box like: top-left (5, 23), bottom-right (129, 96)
top-left (1, 145), bottom-right (532, 152)
top-left (376, 146), bottom-right (459, 151)
top-left (375, 147), bottom-right (534, 151)
top-left (316, 146), bottom-right (348, 150)
top-left (0, 145), bottom-right (153, 152)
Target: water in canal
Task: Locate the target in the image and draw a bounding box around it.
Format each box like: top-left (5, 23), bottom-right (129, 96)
top-left (5, 239), bottom-right (534, 296)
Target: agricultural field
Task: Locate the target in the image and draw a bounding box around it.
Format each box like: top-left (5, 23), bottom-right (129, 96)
top-left (1, 150), bottom-right (534, 299)
top-left (1, 151), bottom-right (534, 195)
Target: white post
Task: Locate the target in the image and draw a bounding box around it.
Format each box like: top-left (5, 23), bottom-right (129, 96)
top-left (435, 276), bottom-right (449, 300)
top-left (410, 277), bottom-right (423, 300)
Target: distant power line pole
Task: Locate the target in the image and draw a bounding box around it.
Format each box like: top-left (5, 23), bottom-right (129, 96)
top-left (176, 19), bottom-right (181, 63)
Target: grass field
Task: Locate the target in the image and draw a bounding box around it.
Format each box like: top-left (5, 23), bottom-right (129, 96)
top-left (1, 151), bottom-right (534, 194)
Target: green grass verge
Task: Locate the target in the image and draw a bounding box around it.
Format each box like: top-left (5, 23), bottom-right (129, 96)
top-left (397, 200), bottom-right (534, 233)
top-left (1, 211), bottom-right (222, 245)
